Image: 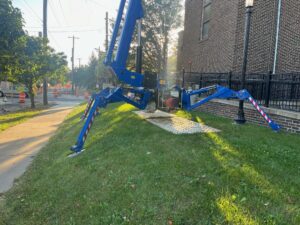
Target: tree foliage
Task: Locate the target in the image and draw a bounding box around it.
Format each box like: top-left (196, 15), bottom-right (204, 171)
top-left (0, 0), bottom-right (68, 108)
top-left (128, 0), bottom-right (182, 74)
top-left (144, 0), bottom-right (182, 74)
top-left (111, 0), bottom-right (182, 75)
top-left (0, 0), bottom-right (25, 79)
top-left (16, 36), bottom-right (68, 108)
top-left (73, 52), bottom-right (113, 91)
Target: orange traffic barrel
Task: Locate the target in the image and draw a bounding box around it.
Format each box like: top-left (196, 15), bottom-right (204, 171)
top-left (19, 92), bottom-right (26, 104)
top-left (84, 91), bottom-right (90, 100)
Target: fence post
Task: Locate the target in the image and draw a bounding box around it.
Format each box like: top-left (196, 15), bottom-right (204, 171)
top-left (290, 74), bottom-right (295, 100)
top-left (182, 67), bottom-right (185, 89)
top-left (265, 71), bottom-right (272, 107)
top-left (200, 74), bottom-right (203, 88)
top-left (228, 71), bottom-right (232, 89)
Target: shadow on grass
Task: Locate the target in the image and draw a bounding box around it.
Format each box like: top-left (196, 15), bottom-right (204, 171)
top-left (195, 114), bottom-right (299, 225)
top-left (74, 106), bottom-right (299, 224)
top-left (172, 110), bottom-right (299, 224)
top-left (1, 103), bottom-right (299, 225)
top-left (0, 115), bottom-right (33, 125)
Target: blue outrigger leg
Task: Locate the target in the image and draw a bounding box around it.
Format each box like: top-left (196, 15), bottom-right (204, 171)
top-left (181, 85), bottom-right (280, 131)
top-left (71, 88), bottom-right (151, 153)
top-left (70, 0), bottom-right (151, 153)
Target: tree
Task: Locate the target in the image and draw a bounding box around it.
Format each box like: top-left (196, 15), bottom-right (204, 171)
top-left (143, 0), bottom-right (182, 74)
top-left (110, 0), bottom-right (182, 75)
top-left (73, 52), bottom-right (113, 91)
top-left (16, 36), bottom-right (68, 108)
top-left (43, 50), bottom-right (68, 87)
top-left (0, 0), bottom-right (68, 108)
top-left (0, 0), bottom-right (25, 81)
top-left (16, 36), bottom-right (44, 108)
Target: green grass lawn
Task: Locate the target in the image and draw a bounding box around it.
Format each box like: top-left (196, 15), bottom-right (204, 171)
top-left (0, 103), bottom-right (299, 225)
top-left (0, 107), bottom-right (47, 132)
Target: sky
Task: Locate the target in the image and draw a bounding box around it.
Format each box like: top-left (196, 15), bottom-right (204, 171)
top-left (12, 0), bottom-right (184, 68)
top-left (12, 0), bottom-right (120, 67)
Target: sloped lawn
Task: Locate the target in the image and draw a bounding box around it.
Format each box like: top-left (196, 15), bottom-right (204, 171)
top-left (0, 107), bottom-right (48, 132)
top-left (0, 103), bottom-right (299, 225)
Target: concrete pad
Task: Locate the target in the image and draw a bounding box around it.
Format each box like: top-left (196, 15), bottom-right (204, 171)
top-left (134, 110), bottom-right (175, 119)
top-left (134, 110), bottom-right (220, 134)
top-left (0, 99), bottom-right (82, 193)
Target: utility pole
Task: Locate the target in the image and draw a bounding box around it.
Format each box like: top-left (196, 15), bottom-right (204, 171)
top-left (105, 12), bottom-right (109, 52)
top-left (77, 58), bottom-right (81, 68)
top-left (136, 19), bottom-right (142, 74)
top-left (43, 0), bottom-right (48, 105)
top-left (95, 47), bottom-right (102, 58)
top-left (94, 47), bottom-right (102, 89)
top-left (68, 35), bottom-right (79, 94)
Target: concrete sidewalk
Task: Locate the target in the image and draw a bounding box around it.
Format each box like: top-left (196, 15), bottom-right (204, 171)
top-left (0, 100), bottom-right (81, 193)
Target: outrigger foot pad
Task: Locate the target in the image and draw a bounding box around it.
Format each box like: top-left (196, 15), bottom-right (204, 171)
top-left (70, 145), bottom-right (84, 153)
top-left (270, 122), bottom-right (280, 132)
top-left (68, 149), bottom-right (85, 158)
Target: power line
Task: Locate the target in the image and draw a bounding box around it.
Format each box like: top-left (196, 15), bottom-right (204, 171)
top-left (85, 0), bottom-right (107, 8)
top-left (58, 0), bottom-right (68, 25)
top-left (22, 0), bottom-right (43, 24)
top-left (13, 1), bottom-right (63, 59)
top-left (48, 0), bottom-right (62, 26)
top-left (26, 25), bottom-right (100, 29)
top-left (27, 29), bottom-right (104, 33)
top-left (50, 29), bottom-right (103, 33)
top-left (19, 5), bottom-right (41, 26)
top-left (48, 32), bottom-right (63, 49)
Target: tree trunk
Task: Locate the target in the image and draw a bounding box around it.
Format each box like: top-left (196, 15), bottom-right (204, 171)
top-left (162, 33), bottom-right (169, 76)
top-left (28, 84), bottom-right (35, 109)
top-left (29, 92), bottom-right (35, 109)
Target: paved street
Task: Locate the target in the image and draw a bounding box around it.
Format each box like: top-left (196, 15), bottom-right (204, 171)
top-left (0, 96), bottom-right (84, 193)
top-left (0, 93), bottom-right (85, 113)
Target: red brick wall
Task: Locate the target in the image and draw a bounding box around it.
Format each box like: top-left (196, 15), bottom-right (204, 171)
top-left (276, 1), bottom-right (300, 73)
top-left (196, 101), bottom-right (300, 133)
top-left (181, 0), bottom-right (300, 73)
top-left (233, 0), bottom-right (277, 73)
top-left (182, 0), bottom-right (239, 72)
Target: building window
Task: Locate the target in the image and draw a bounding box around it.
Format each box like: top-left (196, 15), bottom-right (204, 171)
top-left (201, 0), bottom-right (212, 40)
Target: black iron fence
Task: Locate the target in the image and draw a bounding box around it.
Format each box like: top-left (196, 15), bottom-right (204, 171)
top-left (177, 71), bottom-right (300, 112)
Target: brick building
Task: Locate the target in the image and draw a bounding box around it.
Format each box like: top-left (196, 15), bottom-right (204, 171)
top-left (179, 0), bottom-right (300, 73)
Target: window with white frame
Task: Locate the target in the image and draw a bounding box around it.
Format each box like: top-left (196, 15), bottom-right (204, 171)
top-left (201, 0), bottom-right (212, 40)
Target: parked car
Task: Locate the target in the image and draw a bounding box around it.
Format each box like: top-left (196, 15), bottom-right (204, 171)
top-left (0, 82), bottom-right (29, 98)
top-left (0, 88), bottom-right (29, 98)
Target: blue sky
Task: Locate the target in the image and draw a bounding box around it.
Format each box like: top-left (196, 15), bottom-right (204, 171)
top-left (12, 0), bottom-right (120, 67)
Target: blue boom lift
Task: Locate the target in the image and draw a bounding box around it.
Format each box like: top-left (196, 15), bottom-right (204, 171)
top-left (70, 0), bottom-right (280, 154)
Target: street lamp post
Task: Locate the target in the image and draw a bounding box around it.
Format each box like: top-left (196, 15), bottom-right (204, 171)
top-left (235, 0), bottom-right (254, 124)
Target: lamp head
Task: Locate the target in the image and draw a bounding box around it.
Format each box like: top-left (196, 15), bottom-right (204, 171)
top-left (245, 0), bottom-right (254, 8)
